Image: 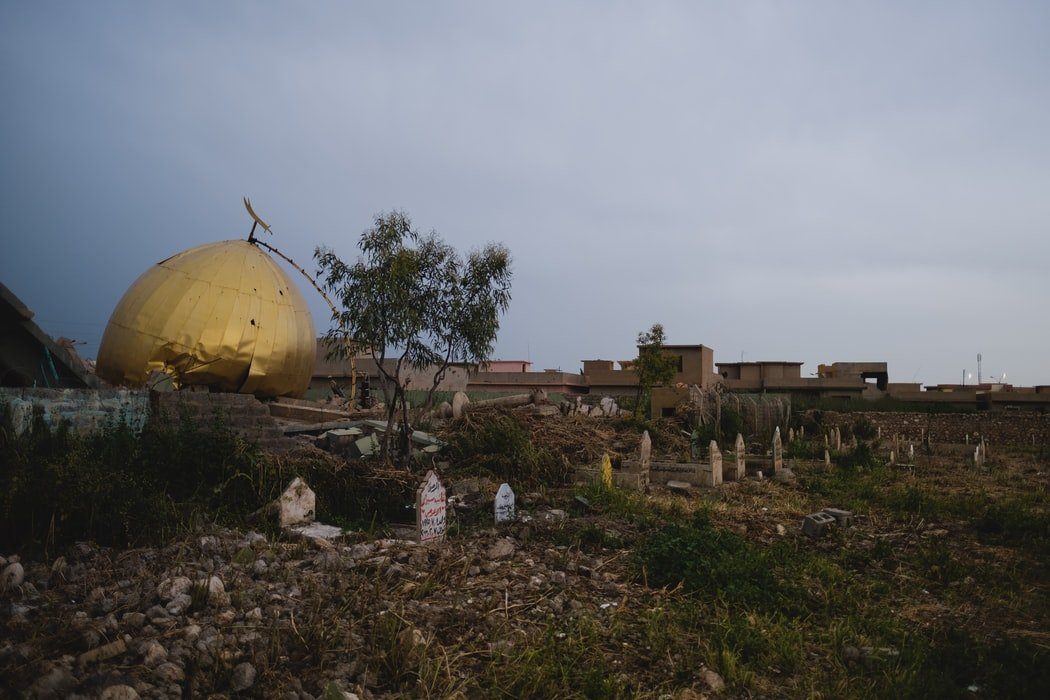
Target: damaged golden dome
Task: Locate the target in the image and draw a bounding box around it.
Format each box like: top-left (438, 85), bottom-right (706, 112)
top-left (96, 240), bottom-right (315, 398)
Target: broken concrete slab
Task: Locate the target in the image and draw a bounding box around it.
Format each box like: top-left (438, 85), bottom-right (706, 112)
top-left (288, 522), bottom-right (348, 548)
top-left (667, 480), bottom-right (692, 493)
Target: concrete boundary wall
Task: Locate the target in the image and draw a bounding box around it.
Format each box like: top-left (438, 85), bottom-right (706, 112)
top-left (0, 387), bottom-right (290, 450)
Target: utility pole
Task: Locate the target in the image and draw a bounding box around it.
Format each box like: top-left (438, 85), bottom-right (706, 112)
top-left (977, 353), bottom-right (982, 385)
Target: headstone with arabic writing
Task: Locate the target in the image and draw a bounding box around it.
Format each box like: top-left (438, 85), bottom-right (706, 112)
top-left (494, 483), bottom-right (516, 524)
top-left (416, 470), bottom-right (447, 543)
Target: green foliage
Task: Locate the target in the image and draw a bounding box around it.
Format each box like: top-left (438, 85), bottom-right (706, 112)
top-left (484, 616), bottom-right (629, 698)
top-left (836, 442), bottom-right (881, 471)
top-left (634, 509), bottom-right (795, 610)
top-left (0, 403), bottom-right (415, 554)
top-left (0, 405), bottom-right (257, 552)
top-left (315, 211), bottom-right (513, 460)
top-left (633, 322), bottom-right (678, 417)
top-left (852, 416), bottom-right (878, 440)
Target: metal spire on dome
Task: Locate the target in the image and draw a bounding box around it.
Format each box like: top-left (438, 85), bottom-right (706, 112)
top-left (243, 196), bottom-right (272, 242)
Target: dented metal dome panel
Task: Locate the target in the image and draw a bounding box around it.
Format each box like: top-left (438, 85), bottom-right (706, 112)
top-left (96, 240), bottom-right (315, 398)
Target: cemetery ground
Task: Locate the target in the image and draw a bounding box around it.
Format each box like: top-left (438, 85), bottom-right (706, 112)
top-left (1, 410), bottom-right (1048, 698)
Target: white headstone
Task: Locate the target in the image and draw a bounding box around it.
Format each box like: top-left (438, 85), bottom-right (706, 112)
top-left (727, 433), bottom-right (745, 481)
top-left (772, 427), bottom-right (783, 472)
top-left (702, 440), bottom-right (723, 487)
top-left (824, 449), bottom-right (831, 467)
top-left (452, 391), bottom-right (470, 420)
top-left (277, 477), bottom-right (315, 528)
top-left (789, 427), bottom-right (796, 443)
top-left (639, 431), bottom-right (652, 489)
top-left (416, 470), bottom-right (447, 543)
top-left (494, 483), bottom-right (516, 523)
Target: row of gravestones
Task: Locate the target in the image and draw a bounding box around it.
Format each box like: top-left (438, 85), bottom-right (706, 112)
top-left (597, 428), bottom-right (787, 490)
top-left (415, 470), bottom-right (520, 544)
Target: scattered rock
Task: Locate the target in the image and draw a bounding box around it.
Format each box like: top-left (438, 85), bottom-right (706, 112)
top-left (141, 640), bottom-right (167, 667)
top-left (1, 562), bottom-right (25, 593)
top-left (154, 661), bottom-right (185, 683)
top-left (230, 661), bottom-right (257, 691)
top-left (773, 467), bottom-right (796, 483)
top-left (29, 666), bottom-right (76, 698)
top-left (100, 684), bottom-right (140, 700)
top-left (78, 638), bottom-right (127, 667)
top-left (195, 575), bottom-right (230, 607)
top-left (701, 667), bottom-right (725, 692)
top-left (156, 576), bottom-right (192, 602)
top-left (486, 539), bottom-right (516, 561)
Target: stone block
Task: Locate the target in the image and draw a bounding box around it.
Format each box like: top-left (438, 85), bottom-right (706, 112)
top-left (821, 507), bottom-right (854, 527)
top-left (802, 511), bottom-right (836, 538)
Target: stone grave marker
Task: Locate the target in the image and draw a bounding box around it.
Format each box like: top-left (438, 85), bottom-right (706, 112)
top-left (639, 430), bottom-right (652, 489)
top-left (701, 440), bottom-right (722, 487)
top-left (824, 449), bottom-right (831, 467)
top-left (833, 427), bottom-right (842, 451)
top-left (800, 426), bottom-right (805, 439)
top-left (789, 427), bottom-right (795, 443)
top-left (726, 433), bottom-right (745, 481)
top-left (494, 483), bottom-right (516, 524)
top-left (908, 444), bottom-right (915, 461)
top-left (600, 453), bottom-right (613, 488)
top-left (772, 427), bottom-right (783, 473)
top-left (416, 470), bottom-right (447, 543)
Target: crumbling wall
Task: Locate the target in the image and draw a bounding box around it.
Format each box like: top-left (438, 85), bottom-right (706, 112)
top-left (154, 392), bottom-right (289, 450)
top-left (0, 387), bottom-right (149, 436)
top-left (1, 387), bottom-right (289, 450)
top-left (818, 411), bottom-right (1050, 446)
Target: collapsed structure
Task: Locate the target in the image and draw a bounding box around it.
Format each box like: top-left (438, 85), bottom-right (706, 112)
top-left (95, 240), bottom-right (315, 398)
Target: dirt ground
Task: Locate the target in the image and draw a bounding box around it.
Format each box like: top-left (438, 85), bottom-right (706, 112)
top-left (1, 426), bottom-right (1047, 698)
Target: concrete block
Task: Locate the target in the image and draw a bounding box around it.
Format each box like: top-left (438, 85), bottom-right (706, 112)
top-left (821, 507), bottom-right (854, 527)
top-left (802, 512), bottom-right (836, 538)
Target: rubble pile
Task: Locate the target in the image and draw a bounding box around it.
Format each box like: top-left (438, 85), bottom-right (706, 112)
top-left (0, 517), bottom-right (723, 698)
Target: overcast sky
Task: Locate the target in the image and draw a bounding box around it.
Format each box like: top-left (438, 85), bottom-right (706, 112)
top-left (2, 2), bottom-right (1047, 386)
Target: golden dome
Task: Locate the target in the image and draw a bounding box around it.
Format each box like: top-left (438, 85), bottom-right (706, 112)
top-left (96, 240), bottom-right (315, 398)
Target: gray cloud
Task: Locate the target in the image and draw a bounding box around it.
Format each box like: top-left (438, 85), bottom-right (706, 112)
top-left (2, 1), bottom-right (1047, 385)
